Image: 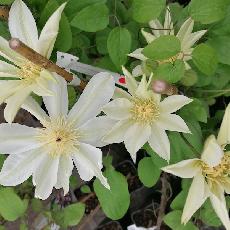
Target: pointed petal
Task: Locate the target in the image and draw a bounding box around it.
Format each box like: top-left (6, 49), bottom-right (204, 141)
top-left (159, 95), bottom-right (193, 114)
top-left (22, 96), bottom-right (49, 123)
top-left (210, 193), bottom-right (230, 230)
top-left (68, 72), bottom-right (115, 127)
top-left (55, 155), bottom-right (73, 195)
top-left (103, 119), bottom-right (133, 144)
top-left (124, 123), bottom-right (151, 162)
top-left (43, 74), bottom-right (68, 118)
top-left (217, 103), bottom-right (230, 148)
top-left (149, 19), bottom-right (164, 37)
top-left (0, 60), bottom-right (19, 78)
top-left (156, 113), bottom-right (190, 133)
top-left (0, 123), bottom-right (43, 155)
top-left (103, 98), bottom-right (132, 120)
top-left (72, 143), bottom-right (109, 189)
top-left (78, 116), bottom-right (116, 147)
top-left (148, 123), bottom-right (170, 161)
top-left (182, 173), bottom-right (209, 224)
top-left (0, 147), bottom-right (46, 186)
top-left (122, 66), bottom-right (138, 96)
top-left (33, 154), bottom-right (59, 200)
top-left (164, 7), bottom-right (174, 35)
top-left (201, 135), bottom-right (224, 167)
top-left (222, 177), bottom-right (230, 194)
top-left (141, 29), bottom-right (155, 43)
top-left (162, 159), bottom-right (201, 178)
top-left (38, 3), bottom-right (66, 58)
top-left (177, 18), bottom-right (194, 44)
top-left (128, 48), bottom-right (147, 61)
top-left (9, 0), bottom-right (38, 50)
top-left (4, 85), bottom-right (33, 123)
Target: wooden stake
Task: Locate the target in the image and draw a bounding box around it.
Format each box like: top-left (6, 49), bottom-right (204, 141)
top-left (152, 79), bottom-right (178, 96)
top-left (9, 38), bottom-right (74, 82)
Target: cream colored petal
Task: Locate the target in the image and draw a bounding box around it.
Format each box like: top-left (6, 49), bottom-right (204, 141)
top-left (113, 87), bottom-right (132, 100)
top-left (103, 119), bottom-right (133, 144)
top-left (0, 123), bottom-right (43, 155)
top-left (4, 85), bottom-right (33, 123)
top-left (72, 143), bottom-right (109, 189)
top-left (68, 73), bottom-right (115, 127)
top-left (221, 177), bottom-right (230, 194)
top-left (33, 154), bottom-right (59, 200)
top-left (149, 19), bottom-right (163, 37)
top-left (128, 48), bottom-right (147, 61)
top-left (159, 95), bottom-right (193, 114)
top-left (210, 193), bottom-right (230, 230)
top-left (141, 29), bottom-right (155, 43)
top-left (22, 96), bottom-right (49, 123)
top-left (164, 7), bottom-right (174, 35)
top-left (217, 103), bottom-right (230, 148)
top-left (124, 123), bottom-right (151, 162)
top-left (182, 173), bottom-right (209, 224)
top-left (38, 3), bottom-right (66, 58)
top-left (0, 147), bottom-right (46, 186)
top-left (177, 18), bottom-right (194, 44)
top-left (182, 30), bottom-right (207, 51)
top-left (9, 0), bottom-right (39, 50)
top-left (148, 123), bottom-right (170, 161)
top-left (43, 74), bottom-right (68, 118)
top-left (122, 66), bottom-right (138, 96)
top-left (0, 36), bottom-right (23, 64)
top-left (0, 60), bottom-right (19, 78)
top-left (135, 74), bottom-right (151, 99)
top-left (55, 155), bottom-right (73, 195)
top-left (156, 113), bottom-right (190, 133)
top-left (162, 159), bottom-right (201, 178)
top-left (78, 116), bottom-right (116, 147)
top-left (201, 135), bottom-right (224, 167)
top-left (132, 65), bottom-right (143, 78)
top-left (103, 98), bottom-right (132, 120)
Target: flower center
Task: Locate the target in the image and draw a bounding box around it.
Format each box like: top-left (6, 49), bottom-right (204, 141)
top-left (37, 117), bottom-right (80, 157)
top-left (201, 153), bottom-right (230, 181)
top-left (130, 97), bottom-right (160, 124)
top-left (18, 62), bottom-right (42, 83)
top-left (157, 52), bottom-right (183, 65)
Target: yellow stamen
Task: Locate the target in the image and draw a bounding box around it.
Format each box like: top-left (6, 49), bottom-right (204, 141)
top-left (130, 97), bottom-right (160, 124)
top-left (37, 117), bottom-right (80, 157)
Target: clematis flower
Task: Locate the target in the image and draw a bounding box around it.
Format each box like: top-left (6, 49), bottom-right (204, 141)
top-left (0, 73), bottom-right (115, 200)
top-left (162, 104), bottom-right (230, 230)
top-left (102, 67), bottom-right (192, 162)
top-left (0, 0), bottom-right (66, 123)
top-left (129, 7), bottom-right (207, 77)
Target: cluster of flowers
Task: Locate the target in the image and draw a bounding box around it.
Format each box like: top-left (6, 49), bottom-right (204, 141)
top-left (0, 0), bottom-right (229, 229)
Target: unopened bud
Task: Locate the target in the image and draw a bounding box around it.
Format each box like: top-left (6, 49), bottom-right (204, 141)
top-left (152, 80), bottom-right (178, 96)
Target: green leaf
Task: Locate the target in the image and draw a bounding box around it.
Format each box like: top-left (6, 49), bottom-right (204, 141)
top-left (71, 3), bottom-right (109, 32)
top-left (180, 69), bottom-right (198, 86)
top-left (155, 59), bottom-right (185, 83)
top-left (171, 190), bottom-right (188, 210)
top-left (143, 35), bottom-right (181, 61)
top-left (96, 28), bottom-right (111, 55)
top-left (164, 210), bottom-right (198, 230)
top-left (52, 203), bottom-right (85, 228)
top-left (207, 36), bottom-right (230, 66)
top-left (138, 157), bottom-right (161, 187)
top-left (93, 166), bottom-right (130, 220)
top-left (192, 44), bottom-right (218, 76)
top-left (67, 85), bottom-right (77, 109)
top-left (0, 0), bottom-right (14, 4)
top-left (0, 188), bottom-right (28, 221)
top-left (107, 27), bottom-right (132, 70)
top-left (188, 0), bottom-right (229, 24)
top-left (132, 0), bottom-right (166, 23)
top-left (80, 185), bottom-right (91, 194)
top-left (31, 198), bottom-right (43, 213)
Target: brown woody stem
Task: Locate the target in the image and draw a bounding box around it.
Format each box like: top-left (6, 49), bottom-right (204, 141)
top-left (0, 6), bottom-right (9, 21)
top-left (9, 38), bottom-right (74, 82)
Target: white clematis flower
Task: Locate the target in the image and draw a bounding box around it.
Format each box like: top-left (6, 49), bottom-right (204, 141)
top-left (129, 7), bottom-right (207, 77)
top-left (0, 73), bottom-right (115, 200)
top-left (0, 0), bottom-right (66, 123)
top-left (162, 104), bottom-right (230, 230)
top-left (103, 67), bottom-right (192, 162)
